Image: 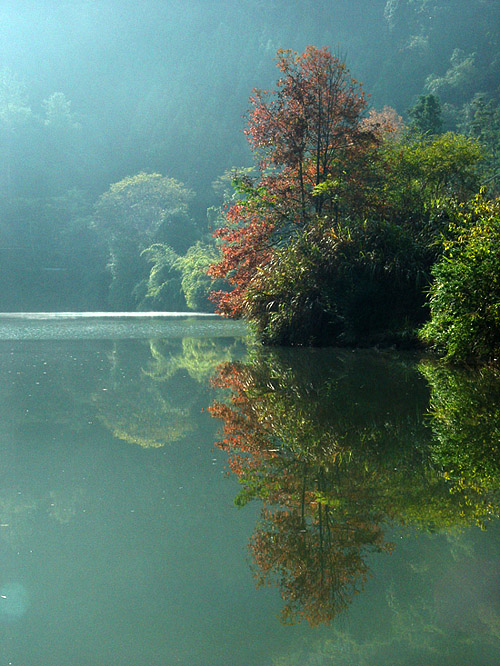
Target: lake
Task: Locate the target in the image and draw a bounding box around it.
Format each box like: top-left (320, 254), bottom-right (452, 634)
top-left (0, 314), bottom-right (499, 665)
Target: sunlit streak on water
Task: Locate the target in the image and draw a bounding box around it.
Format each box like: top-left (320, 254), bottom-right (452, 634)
top-left (0, 312), bottom-right (217, 319)
top-left (0, 312), bottom-right (247, 340)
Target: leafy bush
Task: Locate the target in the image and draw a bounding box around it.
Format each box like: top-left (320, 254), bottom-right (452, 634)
top-left (139, 241), bottom-right (225, 312)
top-left (244, 217), bottom-right (431, 346)
top-left (177, 243), bottom-right (222, 312)
top-left (139, 243), bottom-right (186, 310)
top-left (420, 194), bottom-right (500, 362)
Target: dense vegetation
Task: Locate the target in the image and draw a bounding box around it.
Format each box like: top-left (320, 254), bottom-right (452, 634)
top-left (420, 194), bottom-right (500, 362)
top-left (209, 46), bottom-right (490, 356)
top-left (1, 0), bottom-right (499, 359)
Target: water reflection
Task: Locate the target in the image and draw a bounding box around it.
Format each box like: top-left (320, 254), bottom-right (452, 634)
top-left (0, 330), bottom-right (499, 664)
top-left (210, 348), bottom-right (500, 632)
top-left (421, 361), bottom-right (500, 523)
top-left (0, 336), bottom-right (243, 550)
top-left (0, 333), bottom-right (255, 666)
top-left (94, 337), bottom-right (242, 448)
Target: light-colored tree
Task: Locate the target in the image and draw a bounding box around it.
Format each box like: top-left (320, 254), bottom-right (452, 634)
top-left (94, 171), bottom-right (194, 248)
top-left (94, 172), bottom-right (195, 309)
top-left (0, 68), bottom-right (35, 197)
top-left (43, 92), bottom-right (80, 131)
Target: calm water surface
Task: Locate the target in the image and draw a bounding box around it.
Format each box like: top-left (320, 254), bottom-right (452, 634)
top-left (0, 315), bottom-right (499, 665)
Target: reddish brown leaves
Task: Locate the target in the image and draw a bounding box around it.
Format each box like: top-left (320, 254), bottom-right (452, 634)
top-left (209, 46), bottom-right (379, 318)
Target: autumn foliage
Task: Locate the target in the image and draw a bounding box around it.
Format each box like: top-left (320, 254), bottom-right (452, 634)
top-left (209, 46), bottom-right (485, 349)
top-left (209, 46), bottom-right (378, 320)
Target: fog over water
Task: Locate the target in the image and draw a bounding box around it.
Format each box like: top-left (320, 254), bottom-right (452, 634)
top-left (0, 313), bottom-right (247, 340)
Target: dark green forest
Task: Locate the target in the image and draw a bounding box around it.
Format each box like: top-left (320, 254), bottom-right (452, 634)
top-left (1, 0), bottom-right (499, 359)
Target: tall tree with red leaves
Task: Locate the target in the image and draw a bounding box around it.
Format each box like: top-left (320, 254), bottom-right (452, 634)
top-left (209, 46), bottom-right (376, 319)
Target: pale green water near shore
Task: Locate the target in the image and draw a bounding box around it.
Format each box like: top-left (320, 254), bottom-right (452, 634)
top-left (0, 315), bottom-right (498, 665)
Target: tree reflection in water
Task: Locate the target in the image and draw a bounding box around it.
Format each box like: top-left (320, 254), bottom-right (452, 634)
top-left (94, 337), bottom-right (241, 448)
top-left (421, 361), bottom-right (500, 525)
top-left (210, 348), bottom-right (500, 626)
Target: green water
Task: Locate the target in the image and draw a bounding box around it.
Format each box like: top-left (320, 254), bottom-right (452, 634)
top-left (0, 316), bottom-right (499, 665)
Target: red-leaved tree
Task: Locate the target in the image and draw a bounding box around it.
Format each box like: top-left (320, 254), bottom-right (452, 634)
top-left (209, 46), bottom-right (377, 318)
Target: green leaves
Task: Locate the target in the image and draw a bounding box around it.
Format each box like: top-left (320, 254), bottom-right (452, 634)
top-left (420, 194), bottom-right (500, 362)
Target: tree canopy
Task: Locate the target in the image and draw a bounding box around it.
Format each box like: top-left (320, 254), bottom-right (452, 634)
top-left (209, 46), bottom-right (485, 349)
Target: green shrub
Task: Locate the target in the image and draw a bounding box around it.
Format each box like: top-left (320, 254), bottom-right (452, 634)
top-left (139, 243), bottom-right (186, 310)
top-left (177, 242), bottom-right (222, 312)
top-left (420, 194), bottom-right (500, 363)
top-left (244, 217), bottom-right (430, 346)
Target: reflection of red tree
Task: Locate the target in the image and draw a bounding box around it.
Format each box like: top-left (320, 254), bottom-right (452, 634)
top-left (251, 507), bottom-right (384, 626)
top-left (209, 362), bottom-right (276, 477)
top-left (209, 360), bottom-right (391, 625)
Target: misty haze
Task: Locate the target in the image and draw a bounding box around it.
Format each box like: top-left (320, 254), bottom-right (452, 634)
top-left (0, 2), bottom-right (499, 665)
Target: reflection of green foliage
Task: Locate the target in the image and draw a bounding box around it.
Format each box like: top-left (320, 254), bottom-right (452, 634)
top-left (420, 360), bottom-right (500, 523)
top-left (94, 341), bottom-right (194, 448)
top-left (270, 630), bottom-right (430, 666)
top-left (95, 376), bottom-right (191, 448)
top-left (146, 337), bottom-right (239, 383)
top-left (214, 347), bottom-right (495, 528)
top-left (211, 348), bottom-right (500, 626)
top-left (97, 398), bottom-right (189, 448)
top-left (270, 528), bottom-right (500, 664)
top-left (220, 347), bottom-right (430, 462)
top-left (95, 336), bottom-right (246, 448)
top-left (393, 469), bottom-right (475, 530)
top-left (271, 578), bottom-right (500, 665)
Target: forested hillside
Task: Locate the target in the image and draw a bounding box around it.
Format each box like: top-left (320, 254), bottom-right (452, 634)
top-left (0, 0), bottom-right (498, 312)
